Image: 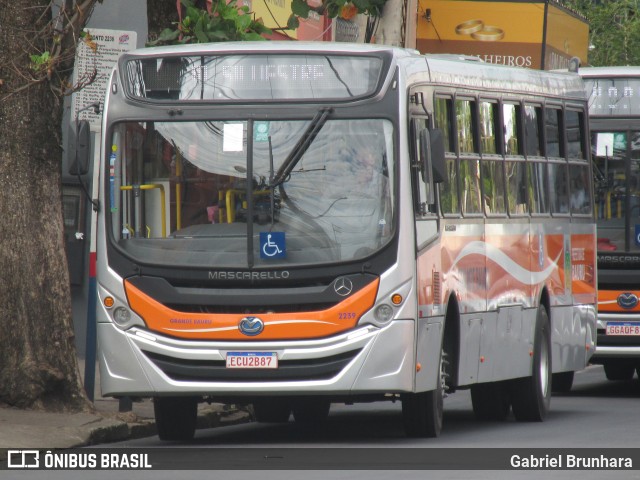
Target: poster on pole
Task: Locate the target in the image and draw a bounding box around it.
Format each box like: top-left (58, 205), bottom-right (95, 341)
top-left (71, 28), bottom-right (137, 131)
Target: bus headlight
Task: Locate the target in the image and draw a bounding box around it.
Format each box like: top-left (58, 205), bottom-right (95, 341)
top-left (374, 304), bottom-right (394, 323)
top-left (113, 307), bottom-right (132, 327)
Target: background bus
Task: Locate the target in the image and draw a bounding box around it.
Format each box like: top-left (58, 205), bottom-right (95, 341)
top-left (580, 66), bottom-right (640, 381)
top-left (81, 43), bottom-right (596, 440)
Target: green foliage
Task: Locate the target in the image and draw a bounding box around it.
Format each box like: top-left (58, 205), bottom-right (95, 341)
top-left (287, 0), bottom-right (389, 31)
top-left (147, 0), bottom-right (390, 47)
top-left (564, 0), bottom-right (640, 66)
top-left (29, 52), bottom-right (51, 72)
top-left (147, 0), bottom-right (271, 46)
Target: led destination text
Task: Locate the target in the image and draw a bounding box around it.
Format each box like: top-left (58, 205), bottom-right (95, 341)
top-left (222, 64), bottom-right (325, 82)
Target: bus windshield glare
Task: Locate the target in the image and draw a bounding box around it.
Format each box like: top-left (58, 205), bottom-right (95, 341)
top-left (123, 54), bottom-right (383, 101)
top-left (108, 118), bottom-right (394, 268)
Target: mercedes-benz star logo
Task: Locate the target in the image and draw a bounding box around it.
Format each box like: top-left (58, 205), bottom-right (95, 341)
top-left (238, 316), bottom-right (264, 336)
top-left (333, 277), bottom-right (353, 297)
top-left (618, 293), bottom-right (639, 310)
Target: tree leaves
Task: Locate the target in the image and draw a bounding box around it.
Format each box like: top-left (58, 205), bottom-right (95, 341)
top-left (565, 0), bottom-right (640, 66)
top-left (147, 0), bottom-right (272, 46)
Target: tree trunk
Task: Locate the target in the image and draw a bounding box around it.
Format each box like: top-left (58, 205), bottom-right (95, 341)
top-left (0, 2), bottom-right (90, 411)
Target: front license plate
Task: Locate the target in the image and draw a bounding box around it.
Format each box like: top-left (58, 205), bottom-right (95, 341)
top-left (226, 352), bottom-right (278, 369)
top-left (606, 322), bottom-right (640, 336)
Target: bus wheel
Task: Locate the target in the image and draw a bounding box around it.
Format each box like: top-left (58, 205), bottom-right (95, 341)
top-left (292, 398), bottom-right (331, 424)
top-left (510, 305), bottom-right (551, 422)
top-left (253, 398), bottom-right (292, 423)
top-left (153, 396), bottom-right (198, 441)
top-left (401, 352), bottom-right (444, 437)
top-left (604, 362), bottom-right (635, 381)
top-left (471, 381), bottom-right (510, 421)
top-left (551, 371), bottom-right (575, 393)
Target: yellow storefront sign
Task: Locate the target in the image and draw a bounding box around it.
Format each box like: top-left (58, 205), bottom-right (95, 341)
top-left (416, 0), bottom-right (588, 70)
top-left (250, 0), bottom-right (297, 39)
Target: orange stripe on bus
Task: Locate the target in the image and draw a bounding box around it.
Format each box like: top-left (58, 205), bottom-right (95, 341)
top-left (598, 289), bottom-right (640, 313)
top-left (124, 278), bottom-right (380, 340)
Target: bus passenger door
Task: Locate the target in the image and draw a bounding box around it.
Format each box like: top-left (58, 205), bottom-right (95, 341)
top-left (412, 115), bottom-right (446, 391)
top-left (412, 118), bottom-right (444, 249)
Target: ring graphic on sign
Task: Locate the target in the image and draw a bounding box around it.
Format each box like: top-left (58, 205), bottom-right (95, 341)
top-left (471, 26), bottom-right (505, 41)
top-left (455, 19), bottom-right (484, 35)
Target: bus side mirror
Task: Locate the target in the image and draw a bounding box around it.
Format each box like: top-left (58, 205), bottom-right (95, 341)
top-left (69, 120), bottom-right (91, 176)
top-left (420, 128), bottom-right (446, 184)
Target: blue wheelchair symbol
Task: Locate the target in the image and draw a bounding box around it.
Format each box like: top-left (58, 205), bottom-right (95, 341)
top-left (260, 232), bottom-right (286, 259)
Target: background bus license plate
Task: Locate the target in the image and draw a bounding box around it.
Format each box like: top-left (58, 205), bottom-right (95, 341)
top-left (606, 323), bottom-right (640, 336)
top-left (226, 352), bottom-right (278, 369)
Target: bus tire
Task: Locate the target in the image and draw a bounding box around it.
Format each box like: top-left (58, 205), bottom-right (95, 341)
top-left (604, 362), bottom-right (635, 381)
top-left (153, 396), bottom-right (198, 441)
top-left (292, 398), bottom-right (331, 424)
top-left (401, 351), bottom-right (444, 437)
top-left (471, 381), bottom-right (510, 421)
top-left (253, 398), bottom-right (291, 423)
top-left (510, 305), bottom-right (551, 422)
top-left (551, 371), bottom-right (574, 393)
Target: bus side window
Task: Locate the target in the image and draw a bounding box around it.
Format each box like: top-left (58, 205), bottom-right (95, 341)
top-left (456, 98), bottom-right (477, 154)
top-left (570, 164), bottom-right (592, 214)
top-left (566, 109), bottom-right (585, 160)
top-left (481, 159), bottom-right (506, 215)
top-left (524, 104), bottom-right (543, 157)
top-left (480, 101), bottom-right (499, 155)
top-left (479, 101), bottom-right (506, 215)
top-left (457, 98), bottom-right (482, 214)
top-left (545, 107), bottom-right (563, 158)
top-left (503, 103), bottom-right (521, 155)
top-left (528, 161), bottom-right (549, 214)
top-left (549, 162), bottom-right (570, 214)
top-left (503, 102), bottom-right (527, 215)
top-left (506, 160), bottom-right (528, 215)
top-left (435, 96), bottom-right (459, 214)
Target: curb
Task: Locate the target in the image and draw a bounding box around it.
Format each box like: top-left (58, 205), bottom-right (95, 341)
top-left (93, 404), bottom-right (253, 444)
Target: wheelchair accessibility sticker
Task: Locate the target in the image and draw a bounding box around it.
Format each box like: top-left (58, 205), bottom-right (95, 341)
top-left (260, 232), bottom-right (286, 259)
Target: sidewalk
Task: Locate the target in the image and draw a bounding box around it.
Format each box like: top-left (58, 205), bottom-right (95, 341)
top-left (0, 359), bottom-right (252, 454)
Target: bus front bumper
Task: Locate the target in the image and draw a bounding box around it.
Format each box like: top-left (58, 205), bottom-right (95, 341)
top-left (97, 320), bottom-right (429, 398)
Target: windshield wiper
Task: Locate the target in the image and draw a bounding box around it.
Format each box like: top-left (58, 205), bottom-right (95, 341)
top-left (269, 107), bottom-right (333, 188)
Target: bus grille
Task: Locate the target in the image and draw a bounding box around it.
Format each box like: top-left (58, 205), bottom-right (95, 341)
top-left (141, 349), bottom-right (362, 382)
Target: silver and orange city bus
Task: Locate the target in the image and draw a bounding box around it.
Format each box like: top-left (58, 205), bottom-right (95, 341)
top-left (87, 43), bottom-right (596, 440)
top-left (580, 66), bottom-right (640, 382)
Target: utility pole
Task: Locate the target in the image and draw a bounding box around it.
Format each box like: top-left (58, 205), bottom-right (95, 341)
top-left (376, 0), bottom-right (418, 48)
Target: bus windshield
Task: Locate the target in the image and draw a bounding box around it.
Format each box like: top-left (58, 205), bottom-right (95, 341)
top-left (591, 129), bottom-right (640, 252)
top-left (584, 76), bottom-right (640, 253)
top-left (108, 118), bottom-right (394, 268)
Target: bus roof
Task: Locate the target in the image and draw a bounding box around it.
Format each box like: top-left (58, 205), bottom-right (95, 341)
top-left (579, 66), bottom-right (640, 78)
top-left (420, 54), bottom-right (586, 100)
top-left (131, 41), bottom-right (420, 58)
top-left (118, 41), bottom-right (587, 103)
